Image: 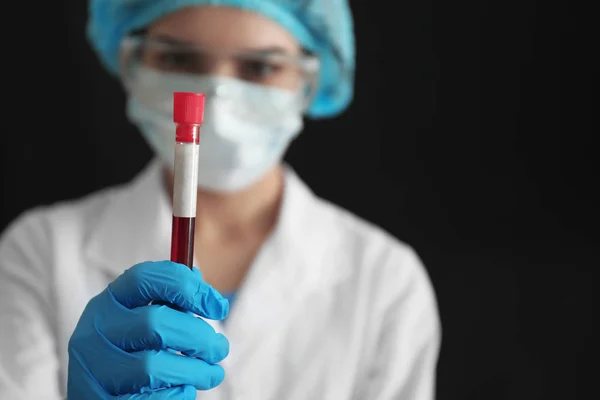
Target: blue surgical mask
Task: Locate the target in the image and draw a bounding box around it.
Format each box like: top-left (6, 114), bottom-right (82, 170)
top-left (125, 67), bottom-right (304, 192)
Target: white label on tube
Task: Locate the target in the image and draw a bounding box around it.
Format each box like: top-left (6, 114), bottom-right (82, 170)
top-left (173, 143), bottom-right (199, 218)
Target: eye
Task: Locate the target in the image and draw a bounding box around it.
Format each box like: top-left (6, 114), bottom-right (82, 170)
top-left (238, 60), bottom-right (281, 82)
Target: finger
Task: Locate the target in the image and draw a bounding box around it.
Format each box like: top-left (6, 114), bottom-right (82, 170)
top-left (100, 349), bottom-right (225, 394)
top-left (116, 385), bottom-right (197, 399)
top-left (109, 261), bottom-right (228, 320)
top-left (104, 303), bottom-right (229, 364)
top-left (67, 346), bottom-right (115, 400)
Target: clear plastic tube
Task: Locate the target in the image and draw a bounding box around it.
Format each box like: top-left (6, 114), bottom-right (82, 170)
top-left (170, 92), bottom-right (205, 269)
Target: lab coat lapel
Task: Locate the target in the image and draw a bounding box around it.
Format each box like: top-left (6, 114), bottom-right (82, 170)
top-left (220, 231), bottom-right (293, 366)
top-left (218, 166), bottom-right (345, 396)
top-left (83, 159), bottom-right (173, 280)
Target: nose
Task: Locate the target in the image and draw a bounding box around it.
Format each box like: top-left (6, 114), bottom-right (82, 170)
top-left (201, 56), bottom-right (237, 78)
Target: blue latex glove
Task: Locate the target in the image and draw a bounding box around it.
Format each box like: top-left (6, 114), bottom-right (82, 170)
top-left (67, 261), bottom-right (230, 399)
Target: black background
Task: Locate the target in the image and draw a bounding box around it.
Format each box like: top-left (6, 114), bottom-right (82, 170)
top-left (1, 1), bottom-right (596, 399)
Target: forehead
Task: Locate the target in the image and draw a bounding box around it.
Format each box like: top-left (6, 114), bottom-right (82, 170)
top-left (146, 6), bottom-right (300, 52)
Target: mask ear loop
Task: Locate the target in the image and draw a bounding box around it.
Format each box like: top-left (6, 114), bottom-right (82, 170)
top-left (119, 35), bottom-right (148, 94)
top-left (300, 56), bottom-right (321, 113)
top-left (119, 37), bottom-right (135, 92)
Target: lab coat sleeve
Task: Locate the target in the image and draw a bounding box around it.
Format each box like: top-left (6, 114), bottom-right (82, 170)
top-left (0, 210), bottom-right (63, 400)
top-left (363, 245), bottom-right (441, 400)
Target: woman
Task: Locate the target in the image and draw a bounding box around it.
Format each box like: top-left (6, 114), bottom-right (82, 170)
top-left (0, 1), bottom-right (441, 399)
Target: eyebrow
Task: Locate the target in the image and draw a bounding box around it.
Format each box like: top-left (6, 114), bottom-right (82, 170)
top-left (150, 34), bottom-right (295, 55)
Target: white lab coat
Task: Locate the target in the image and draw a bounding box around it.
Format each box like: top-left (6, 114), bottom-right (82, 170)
top-left (0, 159), bottom-right (441, 400)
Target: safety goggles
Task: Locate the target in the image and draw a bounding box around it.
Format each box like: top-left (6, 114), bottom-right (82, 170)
top-left (119, 34), bottom-right (320, 113)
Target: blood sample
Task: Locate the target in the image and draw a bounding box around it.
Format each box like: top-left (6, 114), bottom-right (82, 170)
top-left (170, 92), bottom-right (205, 269)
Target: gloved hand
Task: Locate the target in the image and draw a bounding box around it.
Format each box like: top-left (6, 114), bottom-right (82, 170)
top-left (67, 260), bottom-right (230, 399)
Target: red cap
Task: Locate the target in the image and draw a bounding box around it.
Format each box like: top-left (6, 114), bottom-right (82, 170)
top-left (173, 92), bottom-right (205, 125)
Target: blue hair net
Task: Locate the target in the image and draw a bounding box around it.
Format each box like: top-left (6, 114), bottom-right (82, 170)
top-left (87, 0), bottom-right (355, 118)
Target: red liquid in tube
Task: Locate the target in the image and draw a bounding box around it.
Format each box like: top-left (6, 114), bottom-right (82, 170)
top-left (170, 216), bottom-right (196, 269)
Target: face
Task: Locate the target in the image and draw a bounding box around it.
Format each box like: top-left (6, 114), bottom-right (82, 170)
top-left (141, 6), bottom-right (305, 90)
top-left (123, 6), bottom-right (309, 194)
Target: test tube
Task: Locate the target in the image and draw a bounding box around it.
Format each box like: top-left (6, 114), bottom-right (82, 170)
top-left (171, 92), bottom-right (205, 269)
